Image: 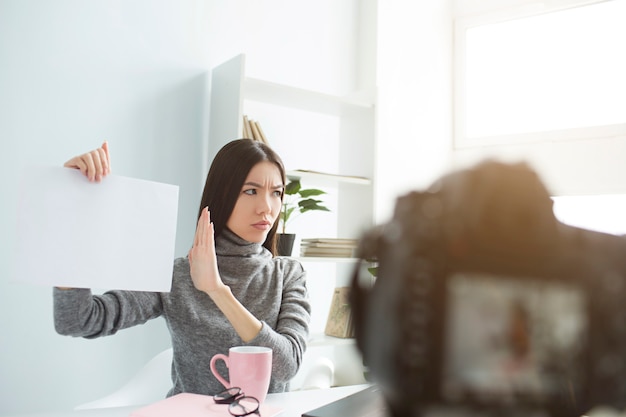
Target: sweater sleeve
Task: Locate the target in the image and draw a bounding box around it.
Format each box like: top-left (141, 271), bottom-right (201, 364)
top-left (53, 287), bottom-right (163, 338)
top-left (247, 264), bottom-right (311, 382)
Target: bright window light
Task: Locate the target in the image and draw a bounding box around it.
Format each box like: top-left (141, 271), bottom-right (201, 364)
top-left (552, 194), bottom-right (626, 235)
top-left (464, 0), bottom-right (626, 139)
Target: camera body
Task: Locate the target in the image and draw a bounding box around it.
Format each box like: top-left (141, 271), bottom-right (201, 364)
top-left (351, 161), bottom-right (626, 417)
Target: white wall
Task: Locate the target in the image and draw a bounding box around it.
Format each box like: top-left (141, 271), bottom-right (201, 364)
top-left (0, 0), bottom-right (365, 414)
top-left (0, 1), bottom-right (210, 414)
top-left (375, 1), bottom-right (454, 222)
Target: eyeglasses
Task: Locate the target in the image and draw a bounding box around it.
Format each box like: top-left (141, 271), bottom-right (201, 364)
top-left (213, 387), bottom-right (261, 417)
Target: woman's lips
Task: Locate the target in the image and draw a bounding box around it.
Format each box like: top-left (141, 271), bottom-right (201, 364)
top-left (252, 221), bottom-right (271, 230)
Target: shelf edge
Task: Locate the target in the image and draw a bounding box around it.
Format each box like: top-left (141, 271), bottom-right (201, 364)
top-left (286, 170), bottom-right (371, 186)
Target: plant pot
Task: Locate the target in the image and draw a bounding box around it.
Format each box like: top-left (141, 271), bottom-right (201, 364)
top-left (276, 233), bottom-right (296, 257)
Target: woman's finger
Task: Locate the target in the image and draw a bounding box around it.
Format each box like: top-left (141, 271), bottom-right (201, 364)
top-left (102, 141), bottom-right (111, 174)
top-left (208, 212), bottom-right (215, 242)
top-left (67, 157), bottom-right (87, 176)
top-left (80, 151), bottom-right (103, 182)
top-left (96, 148), bottom-right (107, 176)
top-left (84, 152), bottom-right (97, 182)
top-left (193, 214), bottom-right (202, 247)
top-left (204, 207), bottom-right (213, 245)
top-left (63, 143), bottom-right (111, 182)
top-left (194, 208), bottom-right (208, 247)
top-left (199, 208), bottom-right (210, 246)
top-left (91, 147), bottom-right (108, 182)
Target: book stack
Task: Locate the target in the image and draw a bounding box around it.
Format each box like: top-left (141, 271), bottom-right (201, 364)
top-left (324, 287), bottom-right (355, 338)
top-left (300, 238), bottom-right (359, 258)
top-left (242, 115), bottom-right (269, 145)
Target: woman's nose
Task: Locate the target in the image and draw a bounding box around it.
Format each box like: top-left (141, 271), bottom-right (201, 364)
top-left (257, 193), bottom-right (273, 214)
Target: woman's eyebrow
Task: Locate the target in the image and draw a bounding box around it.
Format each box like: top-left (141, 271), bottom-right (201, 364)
top-left (243, 181), bottom-right (284, 189)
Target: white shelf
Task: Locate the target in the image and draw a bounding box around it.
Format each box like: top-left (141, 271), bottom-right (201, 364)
top-left (277, 256), bottom-right (360, 263)
top-left (286, 170), bottom-right (371, 186)
top-left (307, 332), bottom-right (356, 347)
top-left (294, 256), bottom-right (360, 263)
top-left (281, 256), bottom-right (361, 264)
top-left (243, 77), bottom-right (373, 116)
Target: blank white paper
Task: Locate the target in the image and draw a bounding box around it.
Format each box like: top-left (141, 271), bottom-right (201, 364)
top-left (13, 166), bottom-right (179, 292)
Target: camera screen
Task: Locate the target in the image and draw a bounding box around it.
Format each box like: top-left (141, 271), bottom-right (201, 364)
top-left (442, 272), bottom-right (588, 404)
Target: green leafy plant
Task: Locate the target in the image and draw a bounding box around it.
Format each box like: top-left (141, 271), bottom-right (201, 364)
top-left (280, 179), bottom-right (330, 233)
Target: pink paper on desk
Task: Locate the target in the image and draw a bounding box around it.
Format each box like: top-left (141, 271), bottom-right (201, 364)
top-left (130, 393), bottom-right (283, 417)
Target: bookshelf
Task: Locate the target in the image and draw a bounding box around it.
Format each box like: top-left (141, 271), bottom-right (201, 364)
top-left (208, 54), bottom-right (376, 346)
top-left (208, 53), bottom-right (376, 246)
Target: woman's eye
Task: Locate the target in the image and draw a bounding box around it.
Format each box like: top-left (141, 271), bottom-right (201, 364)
top-left (273, 190), bottom-right (283, 198)
top-left (244, 189), bottom-right (257, 196)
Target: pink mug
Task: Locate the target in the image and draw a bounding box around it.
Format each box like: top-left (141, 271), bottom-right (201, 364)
top-left (210, 346), bottom-right (273, 403)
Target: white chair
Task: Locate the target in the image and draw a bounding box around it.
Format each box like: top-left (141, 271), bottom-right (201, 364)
top-left (290, 340), bottom-right (367, 391)
top-left (296, 357), bottom-right (335, 390)
top-left (74, 348), bottom-right (173, 410)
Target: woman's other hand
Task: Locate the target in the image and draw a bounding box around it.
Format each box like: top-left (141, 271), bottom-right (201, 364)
top-left (189, 207), bottom-right (224, 294)
top-left (189, 208), bottom-right (262, 342)
top-left (64, 141), bottom-right (111, 182)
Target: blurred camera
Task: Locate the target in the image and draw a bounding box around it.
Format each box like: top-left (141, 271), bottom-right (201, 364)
top-left (351, 161), bottom-right (626, 417)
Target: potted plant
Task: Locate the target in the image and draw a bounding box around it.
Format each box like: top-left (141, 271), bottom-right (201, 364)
top-left (276, 179), bottom-right (330, 256)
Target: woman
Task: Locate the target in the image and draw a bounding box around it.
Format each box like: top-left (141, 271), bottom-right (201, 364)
top-left (54, 139), bottom-right (311, 397)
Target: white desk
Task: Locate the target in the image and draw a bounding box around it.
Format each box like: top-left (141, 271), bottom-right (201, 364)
top-left (265, 384), bottom-right (369, 416)
top-left (5, 384), bottom-right (369, 417)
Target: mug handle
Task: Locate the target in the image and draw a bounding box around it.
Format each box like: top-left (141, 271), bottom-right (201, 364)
top-left (210, 353), bottom-right (231, 389)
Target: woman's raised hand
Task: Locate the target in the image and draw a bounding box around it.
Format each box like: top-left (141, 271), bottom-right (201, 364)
top-left (189, 208), bottom-right (262, 342)
top-left (64, 141), bottom-right (111, 182)
top-left (189, 207), bottom-right (224, 294)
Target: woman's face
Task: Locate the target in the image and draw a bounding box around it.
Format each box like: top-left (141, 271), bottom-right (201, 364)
top-left (226, 161), bottom-right (284, 244)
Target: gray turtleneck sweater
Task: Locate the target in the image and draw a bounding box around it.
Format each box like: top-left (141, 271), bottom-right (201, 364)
top-left (53, 229), bottom-right (311, 397)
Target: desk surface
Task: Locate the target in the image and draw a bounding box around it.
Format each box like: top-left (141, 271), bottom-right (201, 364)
top-left (6, 384), bottom-right (370, 417)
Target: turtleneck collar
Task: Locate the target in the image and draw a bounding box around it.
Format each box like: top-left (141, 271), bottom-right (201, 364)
top-left (214, 228), bottom-right (271, 259)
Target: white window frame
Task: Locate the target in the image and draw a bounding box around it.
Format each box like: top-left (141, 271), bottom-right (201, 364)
top-left (453, 0), bottom-right (626, 149)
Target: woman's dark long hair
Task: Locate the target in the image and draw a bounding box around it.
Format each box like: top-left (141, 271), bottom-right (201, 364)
top-left (197, 138), bottom-right (286, 255)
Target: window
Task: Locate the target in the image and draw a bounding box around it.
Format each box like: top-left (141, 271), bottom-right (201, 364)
top-left (552, 194), bottom-right (626, 235)
top-left (454, 0), bottom-right (626, 147)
